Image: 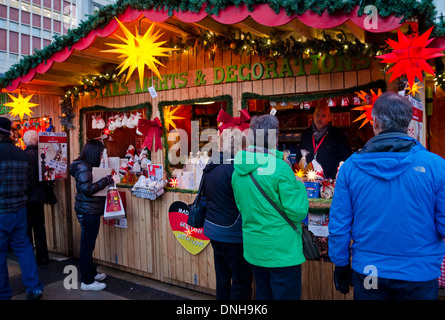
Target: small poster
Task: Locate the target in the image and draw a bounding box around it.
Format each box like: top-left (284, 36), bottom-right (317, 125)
top-left (38, 132), bottom-right (68, 181)
top-left (308, 213), bottom-right (329, 237)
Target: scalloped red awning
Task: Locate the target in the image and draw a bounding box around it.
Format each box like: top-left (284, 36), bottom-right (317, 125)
top-left (6, 4), bottom-right (405, 92)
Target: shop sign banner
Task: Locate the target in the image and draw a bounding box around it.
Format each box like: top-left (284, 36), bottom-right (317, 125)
top-left (38, 132), bottom-right (68, 181)
top-left (168, 201), bottom-right (210, 255)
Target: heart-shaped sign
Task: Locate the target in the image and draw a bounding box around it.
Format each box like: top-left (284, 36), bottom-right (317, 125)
top-left (168, 201), bottom-right (210, 255)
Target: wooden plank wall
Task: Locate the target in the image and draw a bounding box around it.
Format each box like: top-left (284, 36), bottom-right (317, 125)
top-left (68, 48), bottom-right (386, 298)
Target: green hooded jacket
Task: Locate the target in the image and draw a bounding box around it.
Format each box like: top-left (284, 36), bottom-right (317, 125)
top-left (232, 146), bottom-right (309, 268)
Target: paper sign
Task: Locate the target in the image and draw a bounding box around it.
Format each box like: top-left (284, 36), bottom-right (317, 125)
top-left (38, 132), bottom-right (67, 181)
top-left (148, 86), bottom-right (157, 98)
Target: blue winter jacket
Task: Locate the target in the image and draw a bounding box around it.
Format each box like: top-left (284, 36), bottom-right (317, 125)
top-left (328, 132), bottom-right (445, 281)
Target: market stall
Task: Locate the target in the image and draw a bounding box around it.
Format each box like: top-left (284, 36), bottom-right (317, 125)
top-left (1, 0), bottom-right (444, 299)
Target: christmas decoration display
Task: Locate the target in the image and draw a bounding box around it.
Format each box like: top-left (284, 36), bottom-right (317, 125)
top-left (217, 108), bottom-right (251, 133)
top-left (351, 89), bottom-right (382, 128)
top-left (5, 93), bottom-right (38, 121)
top-left (377, 27), bottom-right (445, 87)
top-left (102, 18), bottom-right (177, 86)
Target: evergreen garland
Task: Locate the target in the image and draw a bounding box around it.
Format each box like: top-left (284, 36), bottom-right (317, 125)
top-left (0, 0), bottom-right (444, 89)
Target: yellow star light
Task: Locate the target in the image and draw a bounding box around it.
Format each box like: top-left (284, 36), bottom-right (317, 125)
top-left (295, 169), bottom-right (305, 179)
top-left (102, 18), bottom-right (177, 86)
top-left (5, 93), bottom-right (38, 121)
top-left (164, 105), bottom-right (185, 132)
top-left (407, 81), bottom-right (422, 97)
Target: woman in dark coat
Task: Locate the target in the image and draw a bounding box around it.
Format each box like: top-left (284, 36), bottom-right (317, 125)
top-left (69, 139), bottom-right (113, 291)
top-left (202, 128), bottom-right (252, 300)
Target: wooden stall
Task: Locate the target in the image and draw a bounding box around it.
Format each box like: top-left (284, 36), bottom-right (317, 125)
top-left (1, 1), bottom-right (444, 299)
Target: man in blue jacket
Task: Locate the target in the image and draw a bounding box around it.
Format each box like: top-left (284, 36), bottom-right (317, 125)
top-left (328, 92), bottom-right (445, 300)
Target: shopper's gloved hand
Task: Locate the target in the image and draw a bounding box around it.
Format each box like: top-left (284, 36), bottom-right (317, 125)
top-left (105, 174), bottom-right (115, 185)
top-left (333, 264), bottom-right (352, 294)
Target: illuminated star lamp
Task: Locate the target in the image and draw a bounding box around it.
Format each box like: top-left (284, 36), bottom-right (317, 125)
top-left (295, 169), bottom-right (305, 179)
top-left (352, 89), bottom-right (382, 128)
top-left (376, 27), bottom-right (444, 87)
top-left (102, 18), bottom-right (178, 86)
top-left (164, 105), bottom-right (185, 132)
top-left (406, 81), bottom-right (422, 97)
top-left (306, 170), bottom-right (318, 182)
top-left (5, 93), bottom-right (38, 121)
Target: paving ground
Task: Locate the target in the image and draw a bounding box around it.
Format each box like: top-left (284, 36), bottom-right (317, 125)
top-left (6, 252), bottom-right (214, 300)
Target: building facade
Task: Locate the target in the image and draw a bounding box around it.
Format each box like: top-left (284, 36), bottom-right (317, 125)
top-left (0, 0), bottom-right (116, 76)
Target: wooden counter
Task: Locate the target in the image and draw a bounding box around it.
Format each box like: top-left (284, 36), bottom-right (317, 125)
top-left (78, 189), bottom-right (351, 299)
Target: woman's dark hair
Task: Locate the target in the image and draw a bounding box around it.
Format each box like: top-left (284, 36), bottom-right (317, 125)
top-left (76, 139), bottom-right (104, 167)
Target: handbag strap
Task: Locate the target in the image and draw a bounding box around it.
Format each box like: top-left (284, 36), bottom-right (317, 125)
top-left (193, 173), bottom-right (205, 206)
top-left (248, 172), bottom-right (302, 237)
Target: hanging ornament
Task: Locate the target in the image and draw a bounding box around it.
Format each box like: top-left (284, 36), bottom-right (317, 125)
top-left (406, 81), bottom-right (422, 97)
top-left (352, 89), bottom-right (382, 128)
top-left (5, 93), bottom-right (38, 121)
top-left (230, 42), bottom-right (237, 50)
top-left (353, 95), bottom-right (361, 106)
top-left (327, 98), bottom-right (336, 107)
top-left (341, 97), bottom-right (349, 107)
top-left (376, 27), bottom-right (445, 87)
top-left (102, 18), bottom-right (178, 86)
top-left (163, 105), bottom-right (185, 132)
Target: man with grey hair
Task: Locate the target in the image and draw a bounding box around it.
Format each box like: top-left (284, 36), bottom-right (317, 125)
top-left (232, 115), bottom-right (308, 300)
top-left (328, 92), bottom-right (445, 300)
top-left (23, 130), bottom-right (50, 265)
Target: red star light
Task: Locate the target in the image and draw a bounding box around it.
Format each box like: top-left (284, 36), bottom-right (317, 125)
top-left (377, 27), bottom-right (444, 87)
top-left (352, 89), bottom-right (382, 128)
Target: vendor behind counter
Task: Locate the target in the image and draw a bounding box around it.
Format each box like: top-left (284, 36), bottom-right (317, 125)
top-left (296, 105), bottom-right (352, 179)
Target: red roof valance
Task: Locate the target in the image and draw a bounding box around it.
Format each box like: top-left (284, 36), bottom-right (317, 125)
top-left (6, 4), bottom-right (404, 92)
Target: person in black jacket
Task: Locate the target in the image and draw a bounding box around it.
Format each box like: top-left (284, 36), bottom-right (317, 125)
top-left (296, 105), bottom-right (351, 179)
top-left (202, 128), bottom-right (252, 300)
top-left (0, 118), bottom-right (43, 300)
top-left (69, 139), bottom-right (114, 291)
top-left (23, 130), bottom-right (50, 265)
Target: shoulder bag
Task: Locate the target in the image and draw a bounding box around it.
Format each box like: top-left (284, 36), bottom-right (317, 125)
top-left (187, 174), bottom-right (207, 228)
top-left (248, 172), bottom-right (320, 261)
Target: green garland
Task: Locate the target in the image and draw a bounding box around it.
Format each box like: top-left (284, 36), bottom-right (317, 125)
top-left (78, 102), bottom-right (152, 152)
top-left (241, 79), bottom-right (387, 109)
top-left (157, 94), bottom-right (233, 178)
top-left (0, 0), bottom-right (444, 89)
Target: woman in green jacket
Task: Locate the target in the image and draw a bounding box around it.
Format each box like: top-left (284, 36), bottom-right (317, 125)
top-left (232, 115), bottom-right (309, 300)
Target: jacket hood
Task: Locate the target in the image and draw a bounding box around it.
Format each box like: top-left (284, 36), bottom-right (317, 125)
top-left (69, 160), bottom-right (88, 177)
top-left (351, 133), bottom-right (423, 181)
top-left (203, 152), bottom-right (234, 173)
top-left (233, 146), bottom-right (283, 176)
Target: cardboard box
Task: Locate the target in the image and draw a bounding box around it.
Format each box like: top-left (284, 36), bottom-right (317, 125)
top-left (304, 181), bottom-right (320, 198)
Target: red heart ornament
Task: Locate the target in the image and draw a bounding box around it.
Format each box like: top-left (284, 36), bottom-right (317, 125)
top-left (168, 201), bottom-right (210, 255)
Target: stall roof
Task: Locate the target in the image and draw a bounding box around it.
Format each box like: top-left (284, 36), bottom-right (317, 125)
top-left (1, 0), bottom-right (443, 95)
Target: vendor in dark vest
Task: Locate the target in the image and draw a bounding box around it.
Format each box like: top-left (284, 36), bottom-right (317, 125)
top-left (296, 105), bottom-right (351, 179)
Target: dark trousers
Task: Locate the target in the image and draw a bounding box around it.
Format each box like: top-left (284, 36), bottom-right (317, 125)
top-left (77, 214), bottom-right (101, 284)
top-left (250, 264), bottom-right (302, 300)
top-left (352, 270), bottom-right (438, 300)
top-left (210, 240), bottom-right (253, 300)
top-left (26, 202), bottom-right (49, 264)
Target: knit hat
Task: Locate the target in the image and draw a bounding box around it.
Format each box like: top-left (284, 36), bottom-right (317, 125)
top-left (0, 117), bottom-right (12, 135)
